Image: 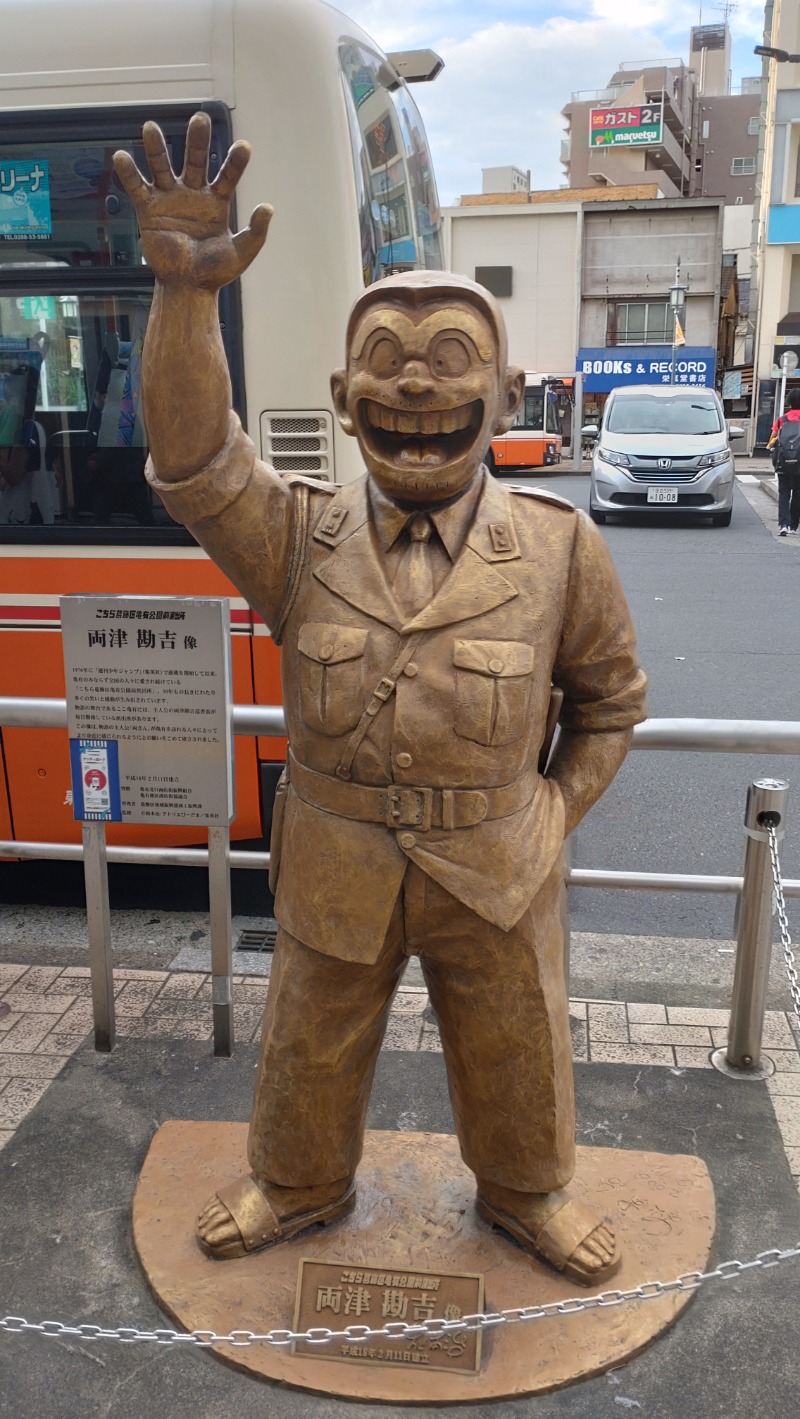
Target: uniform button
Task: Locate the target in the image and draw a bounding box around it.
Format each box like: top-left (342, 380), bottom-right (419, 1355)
top-left (318, 645), bottom-right (333, 661)
top-left (399, 832), bottom-right (416, 849)
top-left (403, 662), bottom-right (419, 677)
top-left (488, 658), bottom-right (504, 674)
top-left (396, 752), bottom-right (413, 768)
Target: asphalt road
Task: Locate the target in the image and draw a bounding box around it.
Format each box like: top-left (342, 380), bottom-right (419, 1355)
top-left (519, 470), bottom-right (800, 940)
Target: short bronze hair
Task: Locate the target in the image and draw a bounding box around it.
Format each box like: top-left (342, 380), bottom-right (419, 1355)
top-left (345, 270), bottom-right (508, 373)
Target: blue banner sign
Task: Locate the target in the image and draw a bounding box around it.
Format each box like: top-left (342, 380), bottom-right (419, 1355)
top-left (577, 346), bottom-right (716, 393)
top-left (69, 739), bottom-right (122, 822)
top-left (0, 160), bottom-right (51, 241)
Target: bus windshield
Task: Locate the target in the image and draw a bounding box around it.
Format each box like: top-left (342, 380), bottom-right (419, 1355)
top-left (514, 390), bottom-right (560, 435)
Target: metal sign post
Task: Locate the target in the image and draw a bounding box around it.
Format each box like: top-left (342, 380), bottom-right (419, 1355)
top-left (61, 595), bottom-right (235, 1055)
top-left (778, 348), bottom-right (798, 418)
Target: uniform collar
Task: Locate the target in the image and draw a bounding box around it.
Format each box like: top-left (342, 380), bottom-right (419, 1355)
top-left (368, 472), bottom-right (485, 561)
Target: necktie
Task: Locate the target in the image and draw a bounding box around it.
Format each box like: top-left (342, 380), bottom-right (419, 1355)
top-left (393, 513), bottom-right (434, 617)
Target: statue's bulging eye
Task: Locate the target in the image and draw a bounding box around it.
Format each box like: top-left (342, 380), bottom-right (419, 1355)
top-left (431, 336), bottom-right (470, 378)
top-left (367, 336), bottom-right (402, 378)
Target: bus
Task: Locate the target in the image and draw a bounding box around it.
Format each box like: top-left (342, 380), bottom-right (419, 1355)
top-left (0, 0), bottom-right (444, 874)
top-left (487, 374), bottom-right (571, 474)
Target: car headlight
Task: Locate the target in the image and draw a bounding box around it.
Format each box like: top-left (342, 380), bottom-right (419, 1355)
top-left (696, 449), bottom-right (730, 469)
top-left (597, 447), bottom-right (630, 467)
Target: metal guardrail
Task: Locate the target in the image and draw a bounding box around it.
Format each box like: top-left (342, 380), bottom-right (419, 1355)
top-left (0, 698), bottom-right (797, 1070)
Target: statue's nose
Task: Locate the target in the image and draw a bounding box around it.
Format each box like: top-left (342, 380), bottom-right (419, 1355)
top-left (397, 361), bottom-right (434, 396)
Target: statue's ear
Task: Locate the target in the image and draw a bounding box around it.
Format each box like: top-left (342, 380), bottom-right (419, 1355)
top-left (331, 369), bottom-right (355, 436)
top-left (493, 367), bottom-right (525, 435)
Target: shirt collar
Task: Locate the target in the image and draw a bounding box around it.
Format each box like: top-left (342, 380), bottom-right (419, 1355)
top-left (368, 470), bottom-right (485, 560)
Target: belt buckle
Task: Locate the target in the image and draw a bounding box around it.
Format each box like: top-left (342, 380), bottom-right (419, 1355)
top-left (386, 786), bottom-right (433, 832)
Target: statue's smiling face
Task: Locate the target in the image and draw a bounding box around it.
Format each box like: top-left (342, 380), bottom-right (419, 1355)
top-left (332, 299), bottom-right (523, 505)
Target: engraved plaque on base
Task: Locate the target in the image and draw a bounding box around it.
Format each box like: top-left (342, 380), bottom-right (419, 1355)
top-left (292, 1259), bottom-right (484, 1374)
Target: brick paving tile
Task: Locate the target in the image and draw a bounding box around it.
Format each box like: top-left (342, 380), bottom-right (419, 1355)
top-left (769, 1051), bottom-right (800, 1073)
top-left (785, 1147), bottom-right (800, 1173)
top-left (626, 1004), bottom-right (667, 1024)
top-left (769, 1096), bottom-right (800, 1126)
top-left (0, 965), bottom-right (29, 991)
top-left (0, 1013), bottom-right (21, 1033)
top-left (234, 984), bottom-right (269, 1001)
top-left (586, 1017), bottom-right (630, 1043)
top-left (35, 1032), bottom-right (89, 1055)
top-left (775, 1121), bottom-right (800, 1148)
top-left (0, 1014), bottom-right (58, 1053)
top-left (589, 1043), bottom-right (676, 1066)
top-left (0, 1129), bottom-right (14, 1149)
top-left (118, 1015), bottom-right (212, 1041)
top-left (1, 991), bottom-right (76, 1016)
top-left (56, 1002), bottom-right (96, 1033)
top-left (2, 967), bottom-right (63, 995)
top-left (629, 1024), bottom-right (712, 1047)
top-left (767, 1073), bottom-right (800, 1095)
top-left (419, 1026), bottom-right (442, 1052)
top-left (667, 1007), bottom-right (730, 1026)
top-left (570, 1021), bottom-right (588, 1062)
top-left (135, 997), bottom-right (210, 1021)
top-left (673, 1047), bottom-right (714, 1070)
top-left (0, 1078), bottom-right (51, 1128)
top-left (46, 977), bottom-right (95, 998)
top-left (115, 980), bottom-right (166, 1013)
top-left (113, 969), bottom-right (170, 981)
top-left (155, 973), bottom-right (208, 1000)
top-left (587, 1003), bottom-right (628, 1023)
top-left (0, 1053), bottom-right (70, 1079)
top-left (391, 993), bottom-right (429, 1015)
top-left (58, 966), bottom-right (91, 978)
top-left (568, 1001), bottom-right (587, 1019)
top-left (383, 1019), bottom-right (423, 1050)
top-left (762, 1014), bottom-right (798, 1049)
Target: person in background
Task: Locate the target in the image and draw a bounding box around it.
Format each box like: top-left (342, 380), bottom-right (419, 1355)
top-left (768, 387), bottom-right (800, 536)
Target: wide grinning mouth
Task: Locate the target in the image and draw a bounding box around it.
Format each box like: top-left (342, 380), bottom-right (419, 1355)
top-left (360, 399), bottom-right (483, 467)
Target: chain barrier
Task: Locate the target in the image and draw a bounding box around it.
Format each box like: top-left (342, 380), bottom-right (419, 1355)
top-left (768, 824), bottom-right (800, 1031)
top-left (1, 1243), bottom-right (799, 1350)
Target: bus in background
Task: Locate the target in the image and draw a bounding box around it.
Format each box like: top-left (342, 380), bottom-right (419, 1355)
top-left (486, 374), bottom-right (572, 474)
top-left (0, 0), bottom-right (443, 872)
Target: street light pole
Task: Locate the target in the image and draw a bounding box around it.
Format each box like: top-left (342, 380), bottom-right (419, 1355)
top-left (669, 258), bottom-right (687, 386)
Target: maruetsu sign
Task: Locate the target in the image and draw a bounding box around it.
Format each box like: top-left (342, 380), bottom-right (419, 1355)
top-left (589, 104), bottom-right (663, 148)
top-left (576, 346), bottom-right (716, 393)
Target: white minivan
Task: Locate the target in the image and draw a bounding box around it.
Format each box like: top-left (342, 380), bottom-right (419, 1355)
top-left (585, 385), bottom-right (743, 528)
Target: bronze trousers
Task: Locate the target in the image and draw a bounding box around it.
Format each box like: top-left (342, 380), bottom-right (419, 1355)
top-left (248, 856), bottom-right (576, 1196)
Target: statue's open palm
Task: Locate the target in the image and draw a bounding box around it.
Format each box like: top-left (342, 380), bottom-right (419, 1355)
top-left (113, 113), bottom-right (272, 290)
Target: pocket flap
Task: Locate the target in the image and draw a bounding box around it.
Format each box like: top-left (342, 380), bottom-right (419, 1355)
top-left (453, 638), bottom-right (534, 677)
top-left (298, 623), bottom-right (368, 665)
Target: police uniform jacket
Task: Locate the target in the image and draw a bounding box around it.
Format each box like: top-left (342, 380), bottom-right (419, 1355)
top-left (147, 414), bottom-right (647, 963)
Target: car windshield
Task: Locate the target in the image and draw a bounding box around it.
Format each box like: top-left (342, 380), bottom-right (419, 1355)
top-left (606, 394), bottom-right (723, 435)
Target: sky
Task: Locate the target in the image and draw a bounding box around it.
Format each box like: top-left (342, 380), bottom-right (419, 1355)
top-left (341, 0), bottom-right (769, 204)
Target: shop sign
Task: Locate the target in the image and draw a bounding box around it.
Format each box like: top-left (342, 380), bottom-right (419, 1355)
top-left (589, 104), bottom-right (663, 148)
top-left (576, 346), bottom-right (716, 392)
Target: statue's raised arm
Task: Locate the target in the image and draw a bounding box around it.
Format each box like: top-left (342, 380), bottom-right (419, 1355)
top-left (113, 113), bottom-right (272, 481)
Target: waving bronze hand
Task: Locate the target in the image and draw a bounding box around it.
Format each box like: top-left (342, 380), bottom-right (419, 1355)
top-left (112, 112), bottom-right (272, 290)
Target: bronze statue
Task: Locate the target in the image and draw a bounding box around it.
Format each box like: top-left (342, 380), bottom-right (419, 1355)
top-left (114, 115), bottom-right (646, 1288)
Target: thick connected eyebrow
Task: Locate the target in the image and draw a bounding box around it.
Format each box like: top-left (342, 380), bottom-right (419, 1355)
top-left (350, 308), bottom-right (496, 365)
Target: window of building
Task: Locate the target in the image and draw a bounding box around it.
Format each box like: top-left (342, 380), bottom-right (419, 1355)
top-left (730, 157), bottom-right (756, 176)
top-left (747, 116), bottom-right (760, 136)
top-left (608, 302), bottom-right (671, 346)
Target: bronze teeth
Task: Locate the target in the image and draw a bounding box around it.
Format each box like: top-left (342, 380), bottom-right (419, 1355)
top-left (365, 400), bottom-right (475, 435)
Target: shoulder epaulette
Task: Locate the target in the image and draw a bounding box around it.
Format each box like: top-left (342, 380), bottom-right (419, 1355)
top-left (508, 485), bottom-right (576, 512)
top-left (282, 473), bottom-right (338, 494)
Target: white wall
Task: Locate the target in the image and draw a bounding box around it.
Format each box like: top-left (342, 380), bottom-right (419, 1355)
top-left (443, 206), bottom-right (580, 373)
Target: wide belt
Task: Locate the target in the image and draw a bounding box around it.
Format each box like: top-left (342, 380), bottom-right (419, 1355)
top-left (288, 752), bottom-right (538, 832)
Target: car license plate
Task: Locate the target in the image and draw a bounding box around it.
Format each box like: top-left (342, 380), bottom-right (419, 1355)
top-left (647, 486), bottom-right (679, 504)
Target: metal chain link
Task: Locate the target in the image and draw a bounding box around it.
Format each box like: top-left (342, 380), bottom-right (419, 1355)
top-left (767, 824), bottom-right (800, 1029)
top-left (1, 1242), bottom-right (798, 1350)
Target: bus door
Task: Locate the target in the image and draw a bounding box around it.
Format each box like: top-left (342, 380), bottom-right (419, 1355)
top-left (489, 381), bottom-right (562, 473)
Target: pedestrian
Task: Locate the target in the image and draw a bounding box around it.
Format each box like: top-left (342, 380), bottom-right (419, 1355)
top-left (768, 388), bottom-right (800, 535)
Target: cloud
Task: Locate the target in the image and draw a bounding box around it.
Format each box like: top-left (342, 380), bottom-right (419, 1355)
top-left (341, 2), bottom-right (769, 204)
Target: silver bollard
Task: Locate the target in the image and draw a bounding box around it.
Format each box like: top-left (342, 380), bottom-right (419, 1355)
top-left (711, 777), bottom-right (789, 1080)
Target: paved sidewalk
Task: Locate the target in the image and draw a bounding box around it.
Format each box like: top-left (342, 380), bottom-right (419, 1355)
top-left (1, 961), bottom-right (799, 1197)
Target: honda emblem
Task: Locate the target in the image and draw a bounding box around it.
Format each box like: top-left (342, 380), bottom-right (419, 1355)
top-left (658, 457), bottom-right (672, 470)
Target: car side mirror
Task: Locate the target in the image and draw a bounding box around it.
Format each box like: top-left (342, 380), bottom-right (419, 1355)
top-left (580, 424), bottom-right (599, 438)
top-left (728, 426), bottom-right (745, 440)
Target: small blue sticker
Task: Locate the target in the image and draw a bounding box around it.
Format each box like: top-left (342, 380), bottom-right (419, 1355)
top-left (69, 739), bottom-right (122, 822)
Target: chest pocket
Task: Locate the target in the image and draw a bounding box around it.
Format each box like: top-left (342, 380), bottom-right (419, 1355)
top-left (453, 639), bottom-right (535, 747)
top-left (298, 623), bottom-right (369, 737)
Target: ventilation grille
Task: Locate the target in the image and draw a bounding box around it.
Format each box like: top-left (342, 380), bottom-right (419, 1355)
top-left (261, 409), bottom-right (334, 479)
top-left (235, 925), bottom-right (277, 953)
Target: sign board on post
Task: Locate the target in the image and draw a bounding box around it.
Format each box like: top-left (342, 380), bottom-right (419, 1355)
top-left (61, 596), bottom-right (235, 1056)
top-left (61, 596), bottom-right (233, 826)
top-left (576, 346), bottom-right (716, 392)
top-left (589, 104), bottom-right (663, 148)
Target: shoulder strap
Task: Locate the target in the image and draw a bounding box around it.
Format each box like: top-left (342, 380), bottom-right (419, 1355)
top-left (335, 632), bottom-right (425, 782)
